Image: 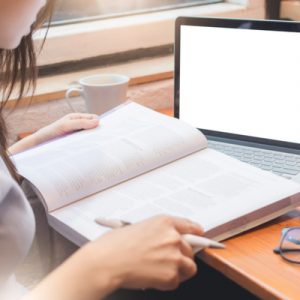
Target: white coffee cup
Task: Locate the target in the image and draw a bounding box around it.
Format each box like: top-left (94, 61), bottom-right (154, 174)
top-left (65, 74), bottom-right (130, 115)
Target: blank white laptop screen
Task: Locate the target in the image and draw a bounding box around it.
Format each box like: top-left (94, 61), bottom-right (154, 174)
top-left (180, 25), bottom-right (300, 144)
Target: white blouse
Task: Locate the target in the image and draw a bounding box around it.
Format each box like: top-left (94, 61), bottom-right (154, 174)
top-left (0, 157), bottom-right (35, 299)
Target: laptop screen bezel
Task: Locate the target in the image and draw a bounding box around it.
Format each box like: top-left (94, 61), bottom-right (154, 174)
top-left (174, 17), bottom-right (300, 151)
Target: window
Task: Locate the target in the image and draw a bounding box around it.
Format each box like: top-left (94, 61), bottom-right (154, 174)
top-left (37, 0), bottom-right (264, 67)
top-left (280, 0), bottom-right (300, 21)
top-left (52, 0), bottom-right (223, 25)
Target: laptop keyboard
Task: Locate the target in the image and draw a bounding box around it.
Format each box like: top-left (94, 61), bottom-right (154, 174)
top-left (208, 140), bottom-right (300, 180)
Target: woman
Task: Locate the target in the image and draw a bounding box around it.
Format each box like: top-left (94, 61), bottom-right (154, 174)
top-left (0, 1), bottom-right (204, 299)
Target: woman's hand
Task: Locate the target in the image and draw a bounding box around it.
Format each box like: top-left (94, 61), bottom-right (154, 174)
top-left (34, 113), bottom-right (99, 144)
top-left (86, 215), bottom-right (204, 292)
top-left (25, 215), bottom-right (203, 300)
top-left (9, 113), bottom-right (99, 155)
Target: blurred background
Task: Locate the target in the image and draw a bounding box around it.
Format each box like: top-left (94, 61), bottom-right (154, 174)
top-left (52, 0), bottom-right (222, 24)
top-left (52, 0), bottom-right (300, 25)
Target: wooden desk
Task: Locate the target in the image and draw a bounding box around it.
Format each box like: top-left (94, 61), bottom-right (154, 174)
top-left (201, 211), bottom-right (300, 300)
top-left (158, 107), bottom-right (300, 300)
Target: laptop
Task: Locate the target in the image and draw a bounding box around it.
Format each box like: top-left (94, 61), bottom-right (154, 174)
top-left (175, 17), bottom-right (300, 183)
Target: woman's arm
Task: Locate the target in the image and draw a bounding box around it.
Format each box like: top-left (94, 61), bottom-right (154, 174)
top-left (23, 216), bottom-right (203, 300)
top-left (23, 244), bottom-right (121, 300)
top-left (9, 113), bottom-right (99, 155)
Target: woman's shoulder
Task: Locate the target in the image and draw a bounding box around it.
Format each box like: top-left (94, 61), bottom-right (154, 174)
top-left (0, 156), bottom-right (35, 233)
top-left (0, 156), bottom-right (11, 175)
top-left (0, 156), bottom-right (35, 285)
top-left (0, 157), bottom-right (34, 224)
top-left (0, 157), bottom-right (20, 202)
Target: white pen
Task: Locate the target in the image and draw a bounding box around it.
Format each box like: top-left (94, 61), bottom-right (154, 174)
top-left (95, 217), bottom-right (225, 250)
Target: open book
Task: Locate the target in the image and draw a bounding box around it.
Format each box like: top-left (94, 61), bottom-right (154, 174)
top-left (12, 102), bottom-right (300, 246)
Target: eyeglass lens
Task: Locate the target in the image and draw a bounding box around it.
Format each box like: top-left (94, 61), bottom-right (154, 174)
top-left (280, 228), bottom-right (300, 263)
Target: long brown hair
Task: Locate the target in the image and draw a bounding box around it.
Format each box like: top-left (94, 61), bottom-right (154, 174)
top-left (0, 1), bottom-right (54, 181)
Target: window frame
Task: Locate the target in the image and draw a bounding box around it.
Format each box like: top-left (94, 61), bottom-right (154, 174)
top-left (35, 0), bottom-right (264, 67)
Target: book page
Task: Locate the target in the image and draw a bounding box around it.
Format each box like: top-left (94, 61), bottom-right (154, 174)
top-left (13, 102), bottom-right (207, 211)
top-left (51, 149), bottom-right (300, 242)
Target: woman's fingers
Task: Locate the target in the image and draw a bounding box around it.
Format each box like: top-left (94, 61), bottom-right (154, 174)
top-left (62, 118), bottom-right (99, 132)
top-left (179, 238), bottom-right (194, 259)
top-left (67, 113), bottom-right (99, 120)
top-left (172, 217), bottom-right (204, 236)
top-left (178, 256), bottom-right (198, 283)
top-left (155, 252), bottom-right (197, 291)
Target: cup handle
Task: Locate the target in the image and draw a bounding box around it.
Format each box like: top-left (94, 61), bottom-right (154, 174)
top-left (65, 86), bottom-right (83, 112)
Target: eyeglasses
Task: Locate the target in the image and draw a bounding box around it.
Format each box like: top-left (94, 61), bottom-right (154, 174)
top-left (274, 227), bottom-right (300, 264)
